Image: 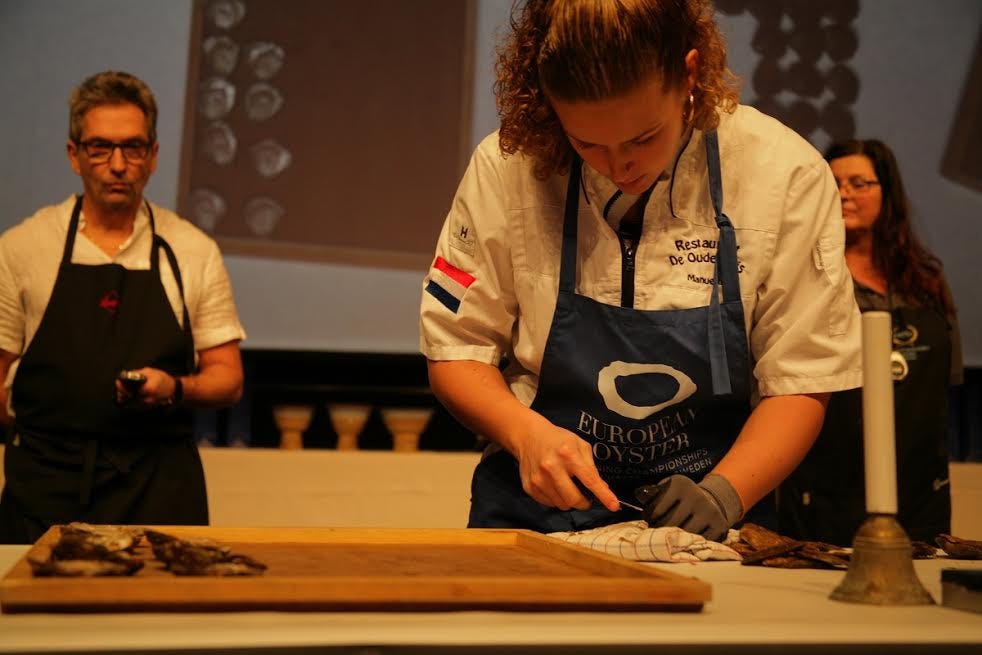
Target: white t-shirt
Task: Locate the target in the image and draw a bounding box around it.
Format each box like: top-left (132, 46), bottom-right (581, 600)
top-left (0, 195), bottom-right (246, 392)
top-left (420, 105), bottom-right (863, 406)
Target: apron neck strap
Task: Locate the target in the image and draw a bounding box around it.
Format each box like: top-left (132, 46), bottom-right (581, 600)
top-left (61, 196), bottom-right (84, 267)
top-left (558, 158), bottom-right (583, 294)
top-left (703, 130), bottom-right (740, 305)
top-left (704, 129), bottom-right (742, 396)
top-left (153, 217), bottom-right (195, 373)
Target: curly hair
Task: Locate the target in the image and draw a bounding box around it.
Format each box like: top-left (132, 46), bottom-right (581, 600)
top-left (69, 71), bottom-right (158, 144)
top-left (495, 0), bottom-right (740, 179)
top-left (825, 139), bottom-right (955, 318)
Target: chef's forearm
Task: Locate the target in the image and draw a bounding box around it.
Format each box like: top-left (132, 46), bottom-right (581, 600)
top-left (711, 392), bottom-right (830, 514)
top-left (427, 359), bottom-right (545, 455)
top-left (177, 366), bottom-right (241, 408)
top-left (0, 390), bottom-right (11, 426)
top-left (0, 349), bottom-right (15, 426)
top-left (178, 341), bottom-right (243, 408)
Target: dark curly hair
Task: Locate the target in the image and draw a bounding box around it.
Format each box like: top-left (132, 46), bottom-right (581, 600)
top-left (495, 0), bottom-right (740, 179)
top-left (825, 139), bottom-right (955, 318)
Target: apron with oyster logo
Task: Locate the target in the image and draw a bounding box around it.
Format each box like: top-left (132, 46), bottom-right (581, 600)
top-left (469, 131), bottom-right (760, 532)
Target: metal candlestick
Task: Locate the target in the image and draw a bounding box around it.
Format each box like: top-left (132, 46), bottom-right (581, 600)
top-left (829, 514), bottom-right (934, 605)
top-left (829, 312), bottom-right (933, 605)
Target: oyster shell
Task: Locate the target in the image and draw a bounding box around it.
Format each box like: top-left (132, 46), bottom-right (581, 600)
top-left (146, 529), bottom-right (266, 576)
top-left (29, 523), bottom-right (144, 577)
top-left (936, 534), bottom-right (982, 559)
top-left (29, 556), bottom-right (143, 577)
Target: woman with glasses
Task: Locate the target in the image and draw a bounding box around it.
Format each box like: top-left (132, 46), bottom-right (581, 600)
top-left (420, 0), bottom-right (863, 539)
top-left (778, 139), bottom-right (963, 545)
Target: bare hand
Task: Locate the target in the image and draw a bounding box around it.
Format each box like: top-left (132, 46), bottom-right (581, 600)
top-left (115, 367), bottom-right (178, 407)
top-left (514, 417), bottom-right (620, 512)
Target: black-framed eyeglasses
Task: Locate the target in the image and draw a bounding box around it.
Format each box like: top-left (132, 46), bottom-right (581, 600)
top-left (835, 177), bottom-right (881, 193)
top-left (76, 139), bottom-right (153, 163)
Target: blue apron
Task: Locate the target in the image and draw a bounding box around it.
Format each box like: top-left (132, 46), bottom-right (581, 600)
top-left (469, 131), bottom-right (760, 532)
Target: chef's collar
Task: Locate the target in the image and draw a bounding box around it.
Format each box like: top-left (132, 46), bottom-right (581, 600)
top-left (581, 125), bottom-right (698, 228)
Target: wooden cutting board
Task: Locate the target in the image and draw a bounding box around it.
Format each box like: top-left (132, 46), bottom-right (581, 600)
top-left (0, 525), bottom-right (710, 613)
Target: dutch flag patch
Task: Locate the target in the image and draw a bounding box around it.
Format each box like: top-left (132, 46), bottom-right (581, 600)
top-left (426, 256), bottom-right (475, 313)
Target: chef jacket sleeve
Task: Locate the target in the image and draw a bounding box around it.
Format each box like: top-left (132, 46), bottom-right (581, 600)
top-left (749, 159), bottom-right (863, 397)
top-left (419, 139), bottom-right (518, 366)
top-left (187, 240), bottom-right (246, 352)
top-left (0, 237), bottom-right (25, 355)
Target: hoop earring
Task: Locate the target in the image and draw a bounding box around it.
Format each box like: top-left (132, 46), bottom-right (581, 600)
top-left (684, 93), bottom-right (695, 125)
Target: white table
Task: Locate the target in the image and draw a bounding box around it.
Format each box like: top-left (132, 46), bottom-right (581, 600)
top-left (2, 545), bottom-right (980, 654)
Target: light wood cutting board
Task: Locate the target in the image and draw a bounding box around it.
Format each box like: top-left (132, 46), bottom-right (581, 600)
top-left (0, 525), bottom-right (710, 613)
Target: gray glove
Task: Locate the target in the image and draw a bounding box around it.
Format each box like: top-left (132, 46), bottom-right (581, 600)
top-left (634, 473), bottom-right (743, 542)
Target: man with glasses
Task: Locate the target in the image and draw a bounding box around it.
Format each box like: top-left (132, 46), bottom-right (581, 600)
top-left (0, 71), bottom-right (246, 543)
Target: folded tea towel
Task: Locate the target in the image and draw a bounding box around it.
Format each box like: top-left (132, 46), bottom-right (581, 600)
top-left (548, 520), bottom-right (742, 562)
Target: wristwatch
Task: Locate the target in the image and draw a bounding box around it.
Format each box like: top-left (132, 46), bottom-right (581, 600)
top-left (168, 375), bottom-right (184, 406)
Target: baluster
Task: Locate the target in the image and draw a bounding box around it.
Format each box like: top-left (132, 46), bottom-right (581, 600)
top-left (272, 404), bottom-right (313, 450)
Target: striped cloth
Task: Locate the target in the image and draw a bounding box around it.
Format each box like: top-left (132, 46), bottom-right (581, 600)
top-left (548, 520), bottom-right (742, 562)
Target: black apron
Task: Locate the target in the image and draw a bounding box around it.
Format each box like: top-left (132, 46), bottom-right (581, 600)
top-left (468, 131), bottom-right (763, 532)
top-left (0, 196), bottom-right (205, 544)
top-left (778, 295), bottom-right (952, 545)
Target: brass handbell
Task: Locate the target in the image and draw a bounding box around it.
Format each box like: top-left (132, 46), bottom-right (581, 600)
top-left (829, 312), bottom-right (933, 605)
top-left (829, 514), bottom-right (934, 605)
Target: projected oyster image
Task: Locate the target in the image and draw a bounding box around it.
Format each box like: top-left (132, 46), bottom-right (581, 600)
top-left (203, 36), bottom-right (239, 76)
top-left (244, 197), bottom-right (285, 237)
top-left (199, 77), bottom-right (236, 120)
top-left (247, 41), bottom-right (285, 80)
top-left (201, 121), bottom-right (237, 165)
top-left (188, 189), bottom-right (227, 232)
top-left (244, 82), bottom-right (284, 122)
top-left (208, 0), bottom-right (246, 30)
top-left (250, 139), bottom-right (291, 178)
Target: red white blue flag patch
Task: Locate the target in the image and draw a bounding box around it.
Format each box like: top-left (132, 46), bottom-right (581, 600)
top-left (426, 256), bottom-right (475, 313)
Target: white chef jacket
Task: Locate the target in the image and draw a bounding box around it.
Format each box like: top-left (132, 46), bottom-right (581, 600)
top-left (0, 195), bottom-right (246, 395)
top-left (420, 105), bottom-right (862, 406)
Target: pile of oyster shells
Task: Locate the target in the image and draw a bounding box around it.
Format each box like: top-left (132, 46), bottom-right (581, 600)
top-left (27, 523), bottom-right (267, 577)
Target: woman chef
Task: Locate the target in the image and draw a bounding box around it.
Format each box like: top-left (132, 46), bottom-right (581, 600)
top-left (419, 0), bottom-right (863, 539)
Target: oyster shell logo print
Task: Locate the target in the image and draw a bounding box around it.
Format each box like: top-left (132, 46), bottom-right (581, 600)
top-left (208, 0), bottom-right (245, 30)
top-left (199, 77), bottom-right (236, 120)
top-left (597, 362), bottom-right (697, 420)
top-left (247, 42), bottom-right (285, 80)
top-left (203, 36), bottom-right (240, 75)
top-left (244, 83), bottom-right (284, 122)
top-left (201, 121), bottom-right (237, 165)
top-left (244, 197), bottom-right (285, 237)
top-left (250, 139), bottom-right (291, 178)
top-left (188, 189), bottom-right (227, 232)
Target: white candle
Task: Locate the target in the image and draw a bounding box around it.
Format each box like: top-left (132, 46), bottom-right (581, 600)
top-left (861, 311), bottom-right (898, 514)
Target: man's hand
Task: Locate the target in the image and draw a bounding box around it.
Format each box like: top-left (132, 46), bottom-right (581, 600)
top-left (635, 473), bottom-right (743, 541)
top-left (514, 418), bottom-right (620, 512)
top-left (115, 367), bottom-right (178, 407)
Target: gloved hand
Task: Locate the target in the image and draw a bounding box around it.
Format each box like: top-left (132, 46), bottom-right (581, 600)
top-left (634, 473), bottom-right (743, 542)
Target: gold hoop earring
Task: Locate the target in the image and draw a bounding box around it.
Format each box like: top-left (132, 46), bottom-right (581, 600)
top-left (684, 93), bottom-right (695, 125)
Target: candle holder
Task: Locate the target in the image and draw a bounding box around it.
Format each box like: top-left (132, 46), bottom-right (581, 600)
top-left (830, 312), bottom-right (935, 605)
top-left (829, 514), bottom-right (934, 605)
